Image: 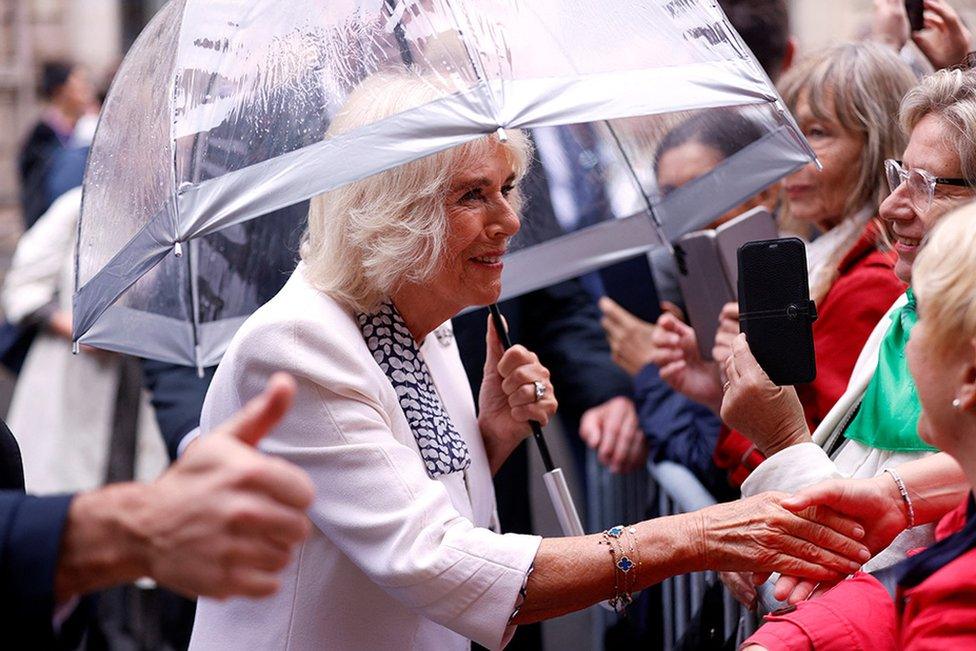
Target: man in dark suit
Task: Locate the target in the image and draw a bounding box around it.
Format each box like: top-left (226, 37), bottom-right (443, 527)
top-left (0, 374), bottom-right (312, 647)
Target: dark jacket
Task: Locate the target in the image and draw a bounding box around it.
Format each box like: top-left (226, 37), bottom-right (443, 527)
top-left (18, 121), bottom-right (67, 228)
top-left (0, 420), bottom-right (74, 647)
top-left (633, 363), bottom-right (735, 501)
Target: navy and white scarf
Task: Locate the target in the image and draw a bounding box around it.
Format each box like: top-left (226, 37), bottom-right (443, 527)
top-left (357, 301), bottom-right (471, 479)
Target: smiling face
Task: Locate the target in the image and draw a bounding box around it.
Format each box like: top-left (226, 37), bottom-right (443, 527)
top-left (879, 114), bottom-right (975, 283)
top-left (784, 92), bottom-right (866, 230)
top-left (425, 139), bottom-right (521, 313)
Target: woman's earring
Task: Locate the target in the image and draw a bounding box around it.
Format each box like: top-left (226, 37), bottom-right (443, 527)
top-left (953, 398), bottom-right (963, 410)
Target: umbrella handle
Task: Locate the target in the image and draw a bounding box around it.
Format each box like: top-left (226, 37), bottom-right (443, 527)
top-left (543, 468), bottom-right (584, 537)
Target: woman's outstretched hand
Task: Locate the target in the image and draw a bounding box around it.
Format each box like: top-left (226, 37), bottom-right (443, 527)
top-left (721, 334), bottom-right (811, 456)
top-left (771, 474), bottom-right (911, 603)
top-left (696, 491), bottom-right (870, 580)
top-left (478, 316), bottom-right (558, 473)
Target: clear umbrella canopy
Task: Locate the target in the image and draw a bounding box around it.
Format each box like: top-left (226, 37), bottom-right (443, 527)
top-left (74, 0), bottom-right (814, 367)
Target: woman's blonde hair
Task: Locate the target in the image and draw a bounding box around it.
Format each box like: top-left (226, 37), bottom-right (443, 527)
top-left (778, 42), bottom-right (916, 302)
top-left (900, 67), bottom-right (976, 185)
top-left (301, 73), bottom-right (532, 312)
top-left (912, 201), bottom-right (976, 354)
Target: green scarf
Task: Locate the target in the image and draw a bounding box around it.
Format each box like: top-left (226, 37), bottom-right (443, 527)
top-left (843, 289), bottom-right (936, 452)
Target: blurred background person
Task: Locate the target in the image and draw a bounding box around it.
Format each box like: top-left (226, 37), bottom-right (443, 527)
top-left (17, 61), bottom-right (95, 229)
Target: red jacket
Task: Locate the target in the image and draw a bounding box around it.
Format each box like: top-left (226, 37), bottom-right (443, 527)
top-left (714, 221), bottom-right (906, 486)
top-left (742, 499), bottom-right (976, 650)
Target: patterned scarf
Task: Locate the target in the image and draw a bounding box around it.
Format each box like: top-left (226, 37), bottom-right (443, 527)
top-left (357, 301), bottom-right (471, 479)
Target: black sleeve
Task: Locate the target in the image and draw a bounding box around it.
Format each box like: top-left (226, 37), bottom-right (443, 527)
top-left (140, 359), bottom-right (217, 461)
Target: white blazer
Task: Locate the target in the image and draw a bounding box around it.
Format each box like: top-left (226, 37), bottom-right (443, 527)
top-left (189, 266), bottom-right (540, 651)
top-left (741, 292), bottom-right (934, 570)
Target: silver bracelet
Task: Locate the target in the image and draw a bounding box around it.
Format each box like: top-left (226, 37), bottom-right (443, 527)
top-left (884, 468), bottom-right (916, 529)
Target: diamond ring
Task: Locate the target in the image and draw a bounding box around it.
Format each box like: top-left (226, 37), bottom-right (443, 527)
top-left (533, 380), bottom-right (546, 402)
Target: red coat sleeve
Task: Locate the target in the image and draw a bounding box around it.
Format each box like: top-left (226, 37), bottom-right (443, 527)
top-left (740, 573), bottom-right (897, 651)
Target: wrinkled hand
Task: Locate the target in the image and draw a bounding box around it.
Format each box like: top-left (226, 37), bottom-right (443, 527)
top-left (871, 0), bottom-right (911, 50)
top-left (579, 396), bottom-right (647, 474)
top-left (599, 297), bottom-right (658, 376)
top-left (695, 491), bottom-right (870, 580)
top-left (479, 317), bottom-right (558, 469)
top-left (913, 0), bottom-right (972, 70)
top-left (140, 373), bottom-right (314, 599)
top-left (649, 313), bottom-right (723, 413)
top-left (771, 474), bottom-right (910, 603)
top-left (711, 302), bottom-right (739, 365)
top-left (720, 334), bottom-right (810, 456)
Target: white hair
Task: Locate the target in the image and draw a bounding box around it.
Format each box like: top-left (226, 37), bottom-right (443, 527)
top-left (301, 72), bottom-right (532, 312)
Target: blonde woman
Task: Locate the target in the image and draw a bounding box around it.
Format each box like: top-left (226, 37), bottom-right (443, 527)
top-left (187, 75), bottom-right (870, 651)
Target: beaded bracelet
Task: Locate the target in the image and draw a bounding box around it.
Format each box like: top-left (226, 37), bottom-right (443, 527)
top-left (884, 468), bottom-right (916, 529)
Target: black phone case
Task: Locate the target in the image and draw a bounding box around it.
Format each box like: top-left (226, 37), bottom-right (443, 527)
top-left (737, 238), bottom-right (817, 386)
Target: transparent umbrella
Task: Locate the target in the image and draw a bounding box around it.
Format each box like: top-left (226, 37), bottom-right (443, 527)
top-left (73, 0), bottom-right (815, 548)
top-left (73, 0), bottom-right (814, 368)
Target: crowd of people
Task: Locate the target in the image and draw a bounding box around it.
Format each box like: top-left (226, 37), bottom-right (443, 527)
top-left (2, 0), bottom-right (976, 650)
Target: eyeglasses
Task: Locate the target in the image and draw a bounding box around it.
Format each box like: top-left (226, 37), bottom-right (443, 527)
top-left (884, 159), bottom-right (976, 214)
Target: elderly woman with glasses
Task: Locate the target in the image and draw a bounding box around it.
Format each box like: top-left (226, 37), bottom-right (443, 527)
top-left (185, 74), bottom-right (871, 651)
top-left (720, 67), bottom-right (976, 597)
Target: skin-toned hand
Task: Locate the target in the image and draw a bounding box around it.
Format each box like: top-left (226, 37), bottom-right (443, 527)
top-left (771, 473), bottom-right (913, 603)
top-left (598, 297), bottom-right (658, 376)
top-left (479, 316), bottom-right (558, 473)
top-left (579, 396), bottom-right (647, 474)
top-left (913, 0), bottom-right (972, 70)
top-left (711, 302), bottom-right (739, 365)
top-left (54, 373), bottom-right (315, 601)
top-left (648, 313), bottom-right (724, 414)
top-left (694, 492), bottom-right (870, 578)
top-left (721, 334), bottom-right (811, 456)
top-left (871, 0), bottom-right (911, 51)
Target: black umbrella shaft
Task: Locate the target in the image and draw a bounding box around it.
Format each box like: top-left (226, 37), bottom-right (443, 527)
top-left (487, 304), bottom-right (556, 472)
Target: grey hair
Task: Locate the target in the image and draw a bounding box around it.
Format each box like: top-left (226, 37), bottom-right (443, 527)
top-left (900, 67), bottom-right (976, 184)
top-left (779, 42), bottom-right (917, 216)
top-left (300, 73), bottom-right (532, 313)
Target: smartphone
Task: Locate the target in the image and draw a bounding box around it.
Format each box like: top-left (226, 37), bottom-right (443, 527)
top-left (737, 238), bottom-right (817, 386)
top-left (598, 254), bottom-right (662, 325)
top-left (905, 0), bottom-right (925, 32)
